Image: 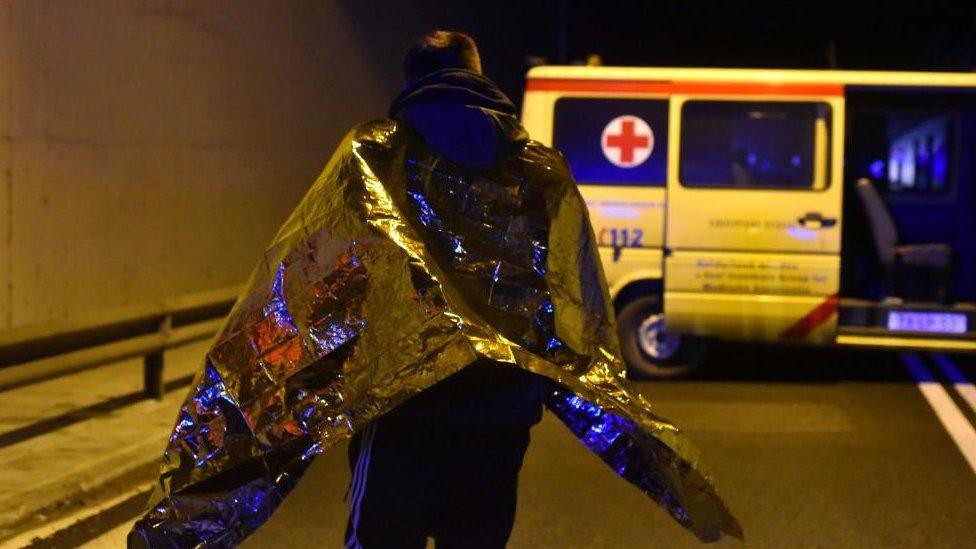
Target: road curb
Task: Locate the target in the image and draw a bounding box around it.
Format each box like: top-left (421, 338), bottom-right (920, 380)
top-left (0, 434), bottom-right (164, 542)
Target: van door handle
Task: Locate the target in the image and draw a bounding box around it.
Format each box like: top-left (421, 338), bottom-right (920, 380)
top-left (797, 212), bottom-right (837, 229)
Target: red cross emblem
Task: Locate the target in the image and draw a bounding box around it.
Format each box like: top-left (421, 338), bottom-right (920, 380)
top-left (601, 115), bottom-right (654, 168)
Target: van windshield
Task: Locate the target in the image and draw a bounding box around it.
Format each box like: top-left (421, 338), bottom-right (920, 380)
top-left (850, 112), bottom-right (954, 195)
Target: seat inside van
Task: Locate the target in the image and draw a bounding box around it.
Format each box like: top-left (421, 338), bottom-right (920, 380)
top-left (842, 88), bottom-right (976, 305)
top-left (854, 178), bottom-right (952, 301)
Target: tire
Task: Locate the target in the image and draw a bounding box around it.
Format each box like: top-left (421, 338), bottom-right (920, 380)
top-left (616, 294), bottom-right (705, 379)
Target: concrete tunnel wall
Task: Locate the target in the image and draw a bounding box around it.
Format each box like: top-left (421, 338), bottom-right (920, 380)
top-left (0, 0), bottom-right (557, 329)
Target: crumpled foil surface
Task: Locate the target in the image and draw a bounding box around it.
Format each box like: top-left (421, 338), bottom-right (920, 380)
top-left (130, 120), bottom-right (741, 546)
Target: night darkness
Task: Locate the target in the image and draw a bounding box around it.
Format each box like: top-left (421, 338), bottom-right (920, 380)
top-left (460, 1), bottom-right (976, 106)
top-left (562, 1), bottom-right (976, 70)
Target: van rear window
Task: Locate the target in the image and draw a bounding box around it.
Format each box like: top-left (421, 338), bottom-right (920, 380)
top-left (552, 98), bottom-right (668, 186)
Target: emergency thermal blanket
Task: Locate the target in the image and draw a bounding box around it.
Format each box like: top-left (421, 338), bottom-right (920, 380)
top-left (129, 120), bottom-right (741, 546)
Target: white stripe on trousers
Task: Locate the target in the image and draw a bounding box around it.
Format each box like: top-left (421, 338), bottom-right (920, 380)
top-left (346, 422), bottom-right (378, 549)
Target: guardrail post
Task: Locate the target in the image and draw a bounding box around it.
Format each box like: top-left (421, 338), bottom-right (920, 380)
top-left (144, 351), bottom-right (164, 400)
top-left (144, 315), bottom-right (172, 399)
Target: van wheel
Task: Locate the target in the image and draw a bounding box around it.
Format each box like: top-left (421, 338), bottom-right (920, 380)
top-left (616, 294), bottom-right (705, 378)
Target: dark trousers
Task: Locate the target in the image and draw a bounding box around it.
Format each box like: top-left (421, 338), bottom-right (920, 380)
top-left (344, 420), bottom-right (531, 548)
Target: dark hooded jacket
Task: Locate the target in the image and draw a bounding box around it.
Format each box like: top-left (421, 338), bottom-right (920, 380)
top-left (383, 69), bottom-right (549, 427)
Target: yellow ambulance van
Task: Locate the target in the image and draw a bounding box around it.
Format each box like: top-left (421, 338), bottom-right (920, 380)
top-left (522, 66), bottom-right (976, 376)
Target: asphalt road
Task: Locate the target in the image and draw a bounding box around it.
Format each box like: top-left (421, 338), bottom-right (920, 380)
top-left (244, 345), bottom-right (976, 548)
top-left (31, 344), bottom-right (976, 548)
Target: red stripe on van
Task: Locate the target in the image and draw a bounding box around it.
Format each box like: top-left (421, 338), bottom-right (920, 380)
top-left (779, 294), bottom-right (840, 341)
top-left (526, 78), bottom-right (844, 96)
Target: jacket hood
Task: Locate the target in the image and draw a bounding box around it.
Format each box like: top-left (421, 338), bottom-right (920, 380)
top-left (388, 69), bottom-right (529, 168)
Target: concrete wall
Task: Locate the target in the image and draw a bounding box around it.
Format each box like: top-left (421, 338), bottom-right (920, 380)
top-left (0, 0), bottom-right (556, 329)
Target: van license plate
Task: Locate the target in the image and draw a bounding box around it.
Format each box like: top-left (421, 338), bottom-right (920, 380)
top-left (886, 312), bottom-right (967, 334)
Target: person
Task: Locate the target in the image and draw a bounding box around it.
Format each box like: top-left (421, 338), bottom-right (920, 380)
top-left (343, 30), bottom-right (550, 549)
top-left (128, 29), bottom-right (739, 549)
top-left (731, 148), bottom-right (755, 186)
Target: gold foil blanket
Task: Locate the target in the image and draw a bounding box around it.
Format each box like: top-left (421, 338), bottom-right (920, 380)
top-left (129, 120), bottom-right (740, 546)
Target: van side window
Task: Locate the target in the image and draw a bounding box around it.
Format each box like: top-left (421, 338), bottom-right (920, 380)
top-left (553, 98), bottom-right (668, 187)
top-left (680, 101), bottom-right (831, 189)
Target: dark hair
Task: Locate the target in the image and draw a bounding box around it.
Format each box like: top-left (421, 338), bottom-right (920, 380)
top-left (403, 30), bottom-right (482, 84)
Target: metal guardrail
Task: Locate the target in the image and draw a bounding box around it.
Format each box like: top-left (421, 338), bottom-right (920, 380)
top-left (0, 286), bottom-right (240, 398)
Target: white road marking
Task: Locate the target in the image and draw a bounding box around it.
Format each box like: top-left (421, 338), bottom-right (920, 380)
top-left (932, 353), bottom-right (976, 417)
top-left (1, 482), bottom-right (152, 548)
top-left (902, 353), bottom-right (976, 475)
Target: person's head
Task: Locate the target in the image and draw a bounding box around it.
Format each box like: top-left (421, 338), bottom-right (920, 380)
top-left (403, 30), bottom-right (482, 85)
